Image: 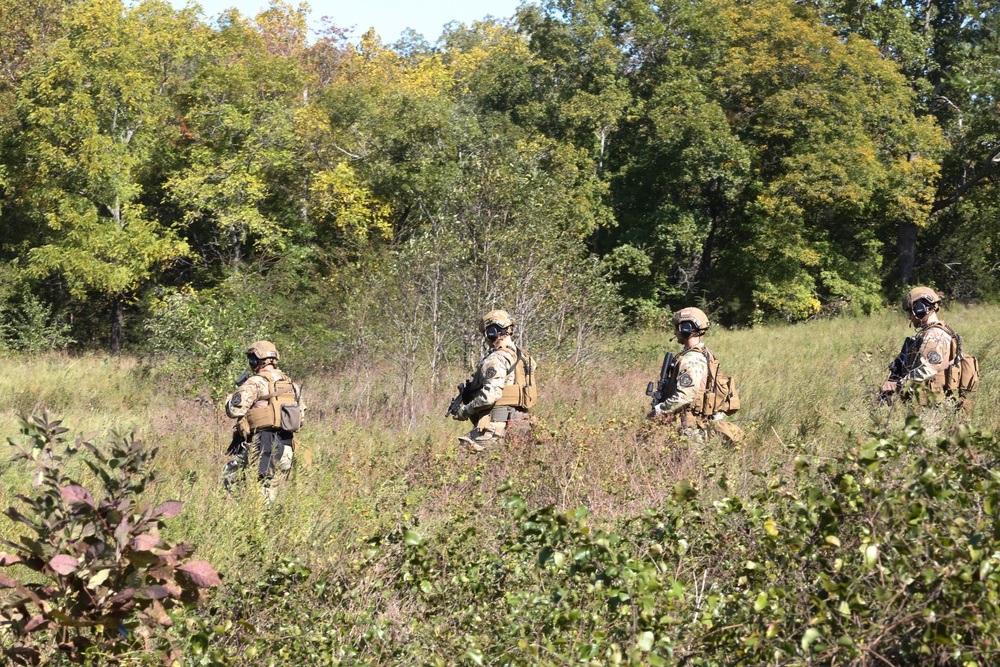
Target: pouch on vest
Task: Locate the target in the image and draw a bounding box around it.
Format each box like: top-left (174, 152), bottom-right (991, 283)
top-left (496, 348), bottom-right (537, 411)
top-left (699, 351), bottom-right (740, 416)
top-left (957, 354), bottom-right (979, 393)
top-left (934, 322), bottom-right (978, 395)
top-left (245, 372), bottom-right (303, 432)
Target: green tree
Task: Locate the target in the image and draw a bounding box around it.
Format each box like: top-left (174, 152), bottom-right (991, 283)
top-left (165, 4), bottom-right (310, 271)
top-left (516, 0), bottom-right (944, 322)
top-left (16, 0), bottom-right (198, 352)
top-left (814, 0), bottom-right (1000, 288)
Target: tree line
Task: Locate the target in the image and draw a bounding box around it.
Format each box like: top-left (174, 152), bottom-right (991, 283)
top-left (0, 0), bottom-right (996, 363)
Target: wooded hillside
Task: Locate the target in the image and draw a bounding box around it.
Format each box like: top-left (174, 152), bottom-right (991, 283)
top-left (0, 0), bottom-right (997, 362)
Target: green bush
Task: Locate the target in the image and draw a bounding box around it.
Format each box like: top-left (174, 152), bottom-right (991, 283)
top-left (144, 283), bottom-right (266, 403)
top-left (0, 294), bottom-right (74, 355)
top-left (163, 418), bottom-right (1000, 666)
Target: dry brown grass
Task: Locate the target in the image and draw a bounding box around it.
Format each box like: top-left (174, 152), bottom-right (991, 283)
top-left (1, 304), bottom-right (996, 580)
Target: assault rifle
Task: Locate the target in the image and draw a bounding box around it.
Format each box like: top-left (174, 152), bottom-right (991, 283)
top-left (235, 371), bottom-right (250, 387)
top-left (646, 352), bottom-right (677, 408)
top-left (446, 377), bottom-right (480, 418)
top-left (880, 335), bottom-right (918, 403)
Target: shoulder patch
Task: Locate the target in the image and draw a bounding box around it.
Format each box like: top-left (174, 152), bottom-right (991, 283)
top-left (486, 367), bottom-right (497, 379)
top-left (678, 373), bottom-right (693, 388)
top-left (927, 350), bottom-right (942, 365)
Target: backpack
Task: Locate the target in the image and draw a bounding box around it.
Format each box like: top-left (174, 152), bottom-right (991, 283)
top-left (496, 348), bottom-right (537, 411)
top-left (932, 323), bottom-right (979, 395)
top-left (698, 348), bottom-right (740, 416)
top-left (245, 371), bottom-right (304, 432)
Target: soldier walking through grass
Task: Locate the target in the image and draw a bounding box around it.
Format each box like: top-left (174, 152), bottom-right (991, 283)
top-left (449, 310), bottom-right (536, 451)
top-left (648, 307), bottom-right (742, 443)
top-left (223, 340), bottom-right (303, 500)
top-left (879, 286), bottom-right (978, 420)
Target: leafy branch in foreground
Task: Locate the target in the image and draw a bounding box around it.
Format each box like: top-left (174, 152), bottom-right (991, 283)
top-left (0, 411), bottom-right (220, 665)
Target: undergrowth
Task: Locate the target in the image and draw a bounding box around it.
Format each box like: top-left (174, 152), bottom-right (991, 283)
top-left (0, 306), bottom-right (997, 664)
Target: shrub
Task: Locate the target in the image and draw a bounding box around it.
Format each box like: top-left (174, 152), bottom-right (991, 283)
top-left (214, 417), bottom-right (999, 666)
top-left (1, 294), bottom-right (74, 355)
top-left (0, 412), bottom-right (220, 665)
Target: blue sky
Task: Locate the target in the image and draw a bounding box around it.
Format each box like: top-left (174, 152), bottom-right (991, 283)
top-left (168, 0), bottom-right (528, 43)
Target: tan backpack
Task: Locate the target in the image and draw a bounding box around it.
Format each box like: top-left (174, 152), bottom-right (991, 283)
top-left (245, 371), bottom-right (303, 432)
top-left (698, 349), bottom-right (740, 416)
top-left (933, 323), bottom-right (979, 395)
top-left (496, 348), bottom-right (537, 411)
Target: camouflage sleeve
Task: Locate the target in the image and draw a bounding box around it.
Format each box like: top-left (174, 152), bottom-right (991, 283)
top-left (225, 376), bottom-right (264, 418)
top-left (904, 328), bottom-right (952, 385)
top-left (465, 350), bottom-right (514, 412)
top-left (659, 353), bottom-right (709, 413)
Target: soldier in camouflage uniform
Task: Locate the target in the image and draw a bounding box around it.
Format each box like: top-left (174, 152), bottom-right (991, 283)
top-left (879, 287), bottom-right (962, 414)
top-left (451, 310), bottom-right (534, 451)
top-left (649, 307), bottom-right (741, 442)
top-left (223, 341), bottom-right (297, 499)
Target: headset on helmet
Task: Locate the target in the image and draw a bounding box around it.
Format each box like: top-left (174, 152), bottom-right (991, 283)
top-left (902, 287), bottom-right (940, 319)
top-left (672, 307), bottom-right (710, 338)
top-left (247, 340), bottom-right (279, 367)
top-left (480, 309), bottom-right (513, 342)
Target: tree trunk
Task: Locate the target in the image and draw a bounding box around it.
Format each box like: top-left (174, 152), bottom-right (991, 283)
top-left (898, 222), bottom-right (918, 287)
top-left (110, 297), bottom-right (124, 355)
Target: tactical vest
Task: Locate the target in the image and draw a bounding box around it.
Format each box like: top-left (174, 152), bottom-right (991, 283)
top-left (920, 322), bottom-right (979, 395)
top-left (495, 348), bottom-right (537, 411)
top-left (676, 347), bottom-right (740, 419)
top-left (245, 371), bottom-right (303, 432)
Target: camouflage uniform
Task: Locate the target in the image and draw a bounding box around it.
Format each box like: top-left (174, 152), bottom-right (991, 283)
top-left (459, 337), bottom-right (532, 447)
top-left (654, 344), bottom-right (714, 438)
top-left (224, 367), bottom-right (295, 497)
top-left (900, 323), bottom-right (954, 389)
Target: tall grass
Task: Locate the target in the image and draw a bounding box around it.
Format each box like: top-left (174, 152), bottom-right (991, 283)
top-left (1, 305), bottom-right (995, 586)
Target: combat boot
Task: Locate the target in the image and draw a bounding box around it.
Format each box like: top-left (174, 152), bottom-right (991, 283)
top-left (458, 429), bottom-right (500, 451)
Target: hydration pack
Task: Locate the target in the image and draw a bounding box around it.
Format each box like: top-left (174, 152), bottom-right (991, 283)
top-left (245, 371), bottom-right (303, 432)
top-left (928, 322), bottom-right (979, 395)
top-left (696, 348), bottom-right (740, 416)
top-left (496, 348), bottom-right (537, 411)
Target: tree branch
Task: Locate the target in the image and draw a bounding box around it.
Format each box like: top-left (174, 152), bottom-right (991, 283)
top-left (931, 145), bottom-right (1000, 215)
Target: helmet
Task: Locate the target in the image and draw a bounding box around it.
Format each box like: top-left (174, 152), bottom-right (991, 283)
top-left (480, 309), bottom-right (513, 333)
top-left (672, 307), bottom-right (709, 336)
top-left (480, 309), bottom-right (513, 343)
top-left (902, 286), bottom-right (940, 318)
top-left (247, 340), bottom-right (279, 365)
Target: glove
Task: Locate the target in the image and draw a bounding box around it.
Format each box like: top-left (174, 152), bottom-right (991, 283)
top-left (879, 380), bottom-right (898, 395)
top-left (452, 404), bottom-right (469, 421)
top-left (646, 403), bottom-right (664, 419)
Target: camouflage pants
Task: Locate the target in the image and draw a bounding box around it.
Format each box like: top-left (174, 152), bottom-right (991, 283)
top-left (222, 430), bottom-right (294, 499)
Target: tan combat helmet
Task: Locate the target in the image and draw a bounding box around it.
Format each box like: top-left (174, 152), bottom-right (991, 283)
top-left (672, 307), bottom-right (710, 335)
top-left (480, 309), bottom-right (513, 333)
top-left (247, 340), bottom-right (280, 364)
top-left (902, 286), bottom-right (941, 313)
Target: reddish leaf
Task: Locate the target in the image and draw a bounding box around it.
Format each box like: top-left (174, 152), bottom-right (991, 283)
top-left (59, 485), bottom-right (95, 507)
top-left (108, 587), bottom-right (137, 604)
top-left (151, 500), bottom-right (183, 519)
top-left (49, 554), bottom-right (78, 575)
top-left (176, 561), bottom-right (221, 588)
top-left (0, 572), bottom-right (17, 588)
top-left (24, 615), bottom-right (48, 633)
top-left (0, 552), bottom-right (21, 566)
top-left (133, 535), bottom-right (161, 551)
top-left (138, 585), bottom-right (171, 600)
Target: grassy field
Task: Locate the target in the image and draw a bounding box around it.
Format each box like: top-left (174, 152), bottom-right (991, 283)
top-left (0, 305), bottom-right (997, 664)
top-left (2, 305), bottom-right (997, 568)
